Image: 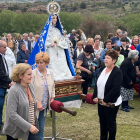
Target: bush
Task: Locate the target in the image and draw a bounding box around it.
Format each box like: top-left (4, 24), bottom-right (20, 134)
top-left (80, 2), bottom-right (86, 9)
top-left (80, 16), bottom-right (115, 41)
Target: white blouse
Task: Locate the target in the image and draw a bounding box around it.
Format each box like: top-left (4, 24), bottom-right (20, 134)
top-left (97, 67), bottom-right (122, 106)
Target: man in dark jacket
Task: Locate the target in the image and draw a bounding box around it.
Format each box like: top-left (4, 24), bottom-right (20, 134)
top-left (17, 33), bottom-right (31, 52)
top-left (0, 40), bottom-right (14, 134)
top-left (69, 29), bottom-right (76, 49)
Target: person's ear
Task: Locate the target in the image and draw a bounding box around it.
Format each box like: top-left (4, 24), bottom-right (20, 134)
top-left (19, 74), bottom-right (23, 80)
top-left (113, 59), bottom-right (117, 63)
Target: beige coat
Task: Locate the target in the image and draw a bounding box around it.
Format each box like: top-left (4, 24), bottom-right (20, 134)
top-left (32, 68), bottom-right (55, 117)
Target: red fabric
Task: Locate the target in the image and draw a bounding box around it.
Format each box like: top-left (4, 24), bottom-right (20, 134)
top-left (85, 94), bottom-right (95, 104)
top-left (50, 100), bottom-right (64, 113)
top-left (130, 45), bottom-right (135, 50)
top-left (134, 76), bottom-right (139, 93)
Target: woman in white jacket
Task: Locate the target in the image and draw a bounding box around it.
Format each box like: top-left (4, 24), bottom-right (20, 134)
top-left (5, 47), bottom-right (16, 77)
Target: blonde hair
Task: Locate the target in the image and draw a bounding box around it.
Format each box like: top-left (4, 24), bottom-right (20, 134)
top-left (11, 63), bottom-right (31, 83)
top-left (35, 52), bottom-right (50, 64)
top-left (95, 35), bottom-right (101, 40)
top-left (132, 35), bottom-right (139, 44)
top-left (77, 41), bottom-right (84, 47)
top-left (87, 38), bottom-right (94, 45)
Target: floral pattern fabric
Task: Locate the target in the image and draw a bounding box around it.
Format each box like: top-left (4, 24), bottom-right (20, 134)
top-left (42, 77), bottom-right (49, 109)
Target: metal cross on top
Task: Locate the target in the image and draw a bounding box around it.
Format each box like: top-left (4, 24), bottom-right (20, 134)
top-left (52, 0), bottom-right (55, 6)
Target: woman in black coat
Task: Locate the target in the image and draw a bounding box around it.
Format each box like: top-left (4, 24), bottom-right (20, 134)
top-left (93, 50), bottom-right (123, 140)
top-left (17, 43), bottom-right (31, 63)
top-left (120, 50), bottom-right (139, 112)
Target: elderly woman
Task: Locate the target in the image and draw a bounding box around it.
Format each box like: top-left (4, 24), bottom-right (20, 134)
top-left (73, 41), bottom-right (84, 65)
top-left (114, 46), bottom-right (124, 68)
top-left (120, 50), bottom-right (139, 112)
top-left (76, 44), bottom-right (95, 102)
top-left (17, 43), bottom-right (31, 63)
top-left (31, 52), bottom-right (55, 140)
top-left (95, 35), bottom-right (104, 48)
top-left (3, 63), bottom-right (39, 140)
top-left (93, 50), bottom-right (123, 140)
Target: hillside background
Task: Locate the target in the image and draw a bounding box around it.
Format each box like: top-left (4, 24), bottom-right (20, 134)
top-left (0, 0), bottom-right (140, 40)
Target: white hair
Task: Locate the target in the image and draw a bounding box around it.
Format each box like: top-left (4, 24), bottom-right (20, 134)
top-left (128, 50), bottom-right (139, 59)
top-left (72, 29), bottom-right (75, 32)
top-left (23, 33), bottom-right (28, 36)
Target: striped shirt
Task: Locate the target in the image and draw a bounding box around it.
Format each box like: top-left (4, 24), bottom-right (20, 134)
top-left (29, 102), bottom-right (35, 125)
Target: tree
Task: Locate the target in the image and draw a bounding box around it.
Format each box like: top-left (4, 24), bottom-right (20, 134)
top-left (11, 13), bottom-right (49, 34)
top-left (59, 12), bottom-right (82, 33)
top-left (80, 2), bottom-right (86, 9)
top-left (80, 16), bottom-right (115, 41)
top-left (112, 0), bottom-right (116, 4)
top-left (0, 10), bottom-right (16, 35)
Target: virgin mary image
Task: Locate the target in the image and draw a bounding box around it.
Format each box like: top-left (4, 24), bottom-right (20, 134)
top-left (28, 7), bottom-right (75, 81)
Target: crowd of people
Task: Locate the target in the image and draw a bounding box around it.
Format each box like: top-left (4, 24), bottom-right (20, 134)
top-left (0, 26), bottom-right (140, 140)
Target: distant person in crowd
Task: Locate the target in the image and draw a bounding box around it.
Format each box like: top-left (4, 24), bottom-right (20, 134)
top-left (28, 32), bottom-right (35, 50)
top-left (6, 33), bottom-right (17, 58)
top-left (76, 44), bottom-right (95, 102)
top-left (138, 33), bottom-right (140, 44)
top-left (89, 38), bottom-right (103, 89)
top-left (0, 40), bottom-right (14, 135)
top-left (87, 38), bottom-right (94, 47)
top-left (32, 52), bottom-right (55, 140)
top-left (17, 43), bottom-right (31, 63)
top-left (75, 29), bottom-right (86, 44)
top-left (107, 33), bottom-right (114, 39)
top-left (5, 47), bottom-right (16, 77)
top-left (116, 31), bottom-right (122, 47)
top-left (125, 31), bottom-right (131, 44)
top-left (17, 35), bottom-right (22, 41)
top-left (93, 50), bottom-right (123, 140)
top-left (120, 50), bottom-right (139, 112)
top-left (110, 29), bottom-right (121, 47)
top-left (13, 36), bottom-right (18, 43)
top-left (114, 46), bottom-right (124, 68)
top-left (73, 41), bottom-right (84, 65)
top-left (32, 34), bottom-right (40, 49)
top-left (69, 29), bottom-right (76, 49)
top-left (28, 32), bottom-right (35, 42)
top-left (3, 63), bottom-right (39, 140)
top-left (1, 35), bottom-right (6, 41)
top-left (93, 38), bottom-right (103, 61)
top-left (100, 39), bottom-right (112, 62)
top-left (120, 37), bottom-right (131, 58)
top-left (94, 35), bottom-right (104, 48)
top-left (17, 33), bottom-right (31, 52)
top-left (131, 35), bottom-right (139, 50)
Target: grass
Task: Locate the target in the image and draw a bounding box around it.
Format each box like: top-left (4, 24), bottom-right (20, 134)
top-left (0, 90), bottom-right (140, 140)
